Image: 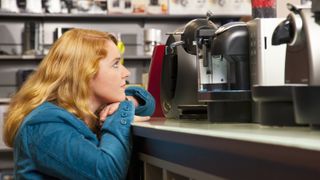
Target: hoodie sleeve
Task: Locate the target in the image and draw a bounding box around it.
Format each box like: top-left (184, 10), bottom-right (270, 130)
top-left (125, 86), bottom-right (155, 116)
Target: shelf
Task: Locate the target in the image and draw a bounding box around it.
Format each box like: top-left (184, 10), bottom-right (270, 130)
top-left (0, 55), bottom-right (150, 61)
top-left (0, 12), bottom-right (211, 22)
top-left (0, 98), bottom-right (10, 104)
top-left (124, 55), bottom-right (151, 60)
top-left (0, 12), bottom-right (246, 22)
top-left (0, 55), bottom-right (44, 61)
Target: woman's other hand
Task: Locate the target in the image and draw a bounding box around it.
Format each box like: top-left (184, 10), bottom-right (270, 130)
top-left (133, 115), bottom-right (150, 122)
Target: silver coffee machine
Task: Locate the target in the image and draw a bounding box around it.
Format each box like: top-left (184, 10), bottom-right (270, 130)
top-left (248, 18), bottom-right (301, 126)
top-left (272, 2), bottom-right (320, 126)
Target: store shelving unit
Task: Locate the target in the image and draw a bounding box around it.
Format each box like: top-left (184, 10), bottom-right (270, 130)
top-left (0, 12), bottom-right (218, 88)
top-left (0, 54), bottom-right (151, 61)
top-left (0, 12), bottom-right (215, 61)
top-left (0, 12), bottom-right (208, 21)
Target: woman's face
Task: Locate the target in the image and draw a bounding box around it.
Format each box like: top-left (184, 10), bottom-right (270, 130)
top-left (89, 40), bottom-right (130, 109)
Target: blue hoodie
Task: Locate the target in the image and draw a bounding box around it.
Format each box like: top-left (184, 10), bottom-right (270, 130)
top-left (13, 86), bottom-right (155, 180)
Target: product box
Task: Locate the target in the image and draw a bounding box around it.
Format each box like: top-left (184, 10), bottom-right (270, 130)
top-left (132, 0), bottom-right (147, 14)
top-left (168, 0), bottom-right (207, 15)
top-left (0, 104), bottom-right (9, 151)
top-left (147, 0), bottom-right (168, 14)
top-left (108, 0), bottom-right (134, 14)
top-left (209, 0), bottom-right (251, 16)
top-left (168, 0), bottom-right (251, 16)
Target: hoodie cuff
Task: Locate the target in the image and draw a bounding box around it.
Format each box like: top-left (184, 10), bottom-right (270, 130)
top-left (125, 86), bottom-right (155, 116)
top-left (101, 101), bottom-right (135, 137)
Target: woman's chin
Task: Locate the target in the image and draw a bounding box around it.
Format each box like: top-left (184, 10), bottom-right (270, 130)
top-left (119, 94), bottom-right (127, 102)
top-left (106, 94), bottom-right (126, 103)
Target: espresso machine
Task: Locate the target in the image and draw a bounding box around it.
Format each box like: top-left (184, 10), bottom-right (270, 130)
top-left (204, 21), bottom-right (252, 122)
top-left (161, 13), bottom-right (251, 122)
top-left (272, 2), bottom-right (320, 127)
top-left (248, 18), bottom-right (300, 126)
top-left (160, 26), bottom-right (207, 120)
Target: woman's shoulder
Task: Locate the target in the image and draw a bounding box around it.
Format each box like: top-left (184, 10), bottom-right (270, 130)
top-left (16, 101), bottom-right (93, 141)
top-left (23, 102), bottom-right (79, 125)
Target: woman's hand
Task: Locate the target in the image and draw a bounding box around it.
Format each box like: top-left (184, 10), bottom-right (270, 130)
top-left (133, 115), bottom-right (150, 122)
top-left (98, 102), bottom-right (120, 126)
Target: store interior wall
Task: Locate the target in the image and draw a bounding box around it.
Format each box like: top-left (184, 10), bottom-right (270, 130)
top-left (0, 21), bottom-right (186, 98)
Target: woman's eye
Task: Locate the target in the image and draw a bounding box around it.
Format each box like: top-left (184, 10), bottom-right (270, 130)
top-left (112, 61), bottom-right (120, 68)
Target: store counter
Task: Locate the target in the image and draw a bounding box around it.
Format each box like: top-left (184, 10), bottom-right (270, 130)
top-left (131, 118), bottom-right (320, 179)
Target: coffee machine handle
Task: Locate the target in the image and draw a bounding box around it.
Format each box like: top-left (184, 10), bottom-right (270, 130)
top-left (165, 32), bottom-right (183, 35)
top-left (170, 41), bottom-right (185, 49)
top-left (272, 4), bottom-right (304, 47)
top-left (165, 41), bottom-right (185, 55)
top-left (272, 19), bottom-right (292, 45)
top-left (206, 11), bottom-right (215, 21)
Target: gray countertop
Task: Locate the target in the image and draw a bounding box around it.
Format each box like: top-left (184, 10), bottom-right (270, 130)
top-left (132, 118), bottom-right (320, 152)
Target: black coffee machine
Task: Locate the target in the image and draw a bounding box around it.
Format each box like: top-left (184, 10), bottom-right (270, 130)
top-left (160, 26), bottom-right (208, 120)
top-left (161, 13), bottom-right (251, 122)
top-left (204, 22), bottom-right (251, 122)
top-left (272, 2), bottom-right (320, 127)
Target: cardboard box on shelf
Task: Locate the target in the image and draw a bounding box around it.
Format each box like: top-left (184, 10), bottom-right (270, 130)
top-left (108, 0), bottom-right (134, 14)
top-left (0, 104), bottom-right (10, 151)
top-left (147, 0), bottom-right (168, 14)
top-left (168, 0), bottom-right (251, 16)
top-left (209, 0), bottom-right (251, 16)
top-left (132, 0), bottom-right (147, 14)
top-left (168, 0), bottom-right (207, 15)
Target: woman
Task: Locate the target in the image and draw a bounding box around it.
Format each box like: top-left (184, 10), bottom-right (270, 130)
top-left (3, 28), bottom-right (155, 179)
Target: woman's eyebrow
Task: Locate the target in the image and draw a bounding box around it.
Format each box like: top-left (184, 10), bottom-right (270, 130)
top-left (112, 57), bottom-right (121, 62)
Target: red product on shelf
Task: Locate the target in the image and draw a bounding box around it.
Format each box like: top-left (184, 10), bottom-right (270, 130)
top-left (147, 45), bottom-right (165, 117)
top-left (251, 0), bottom-right (276, 8)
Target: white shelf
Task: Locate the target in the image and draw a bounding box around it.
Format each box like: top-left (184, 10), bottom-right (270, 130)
top-left (0, 55), bottom-right (151, 61)
top-left (0, 98), bottom-right (10, 104)
top-left (0, 12), bottom-right (210, 22)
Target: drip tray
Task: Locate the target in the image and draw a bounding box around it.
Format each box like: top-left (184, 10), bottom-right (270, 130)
top-left (293, 86), bottom-right (320, 126)
top-left (207, 101), bottom-right (251, 123)
top-left (252, 86), bottom-right (297, 126)
top-left (178, 105), bottom-right (207, 120)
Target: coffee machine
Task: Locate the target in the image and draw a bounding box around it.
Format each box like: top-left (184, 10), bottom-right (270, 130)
top-left (204, 21), bottom-right (252, 122)
top-left (272, 2), bottom-right (320, 126)
top-left (161, 13), bottom-right (251, 122)
top-left (248, 18), bottom-right (300, 126)
top-left (160, 27), bottom-right (207, 120)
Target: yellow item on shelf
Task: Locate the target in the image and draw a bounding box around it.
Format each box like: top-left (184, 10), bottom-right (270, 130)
top-left (117, 39), bottom-right (125, 65)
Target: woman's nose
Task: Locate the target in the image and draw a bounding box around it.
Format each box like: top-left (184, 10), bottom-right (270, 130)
top-left (122, 65), bottom-right (131, 78)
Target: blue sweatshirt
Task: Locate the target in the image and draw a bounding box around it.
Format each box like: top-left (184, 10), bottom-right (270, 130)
top-left (13, 86), bottom-right (155, 180)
